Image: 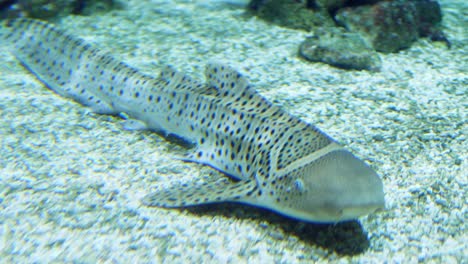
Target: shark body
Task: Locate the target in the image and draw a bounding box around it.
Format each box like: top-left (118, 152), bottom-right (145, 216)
top-left (1, 18), bottom-right (384, 222)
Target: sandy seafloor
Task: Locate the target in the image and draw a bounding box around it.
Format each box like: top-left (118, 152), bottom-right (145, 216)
top-left (0, 0), bottom-right (466, 262)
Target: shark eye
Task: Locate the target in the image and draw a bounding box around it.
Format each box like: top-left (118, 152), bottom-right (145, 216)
top-left (294, 179), bottom-right (305, 193)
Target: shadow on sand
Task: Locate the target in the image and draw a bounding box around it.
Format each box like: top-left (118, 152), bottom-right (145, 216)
top-left (183, 202), bottom-right (369, 256)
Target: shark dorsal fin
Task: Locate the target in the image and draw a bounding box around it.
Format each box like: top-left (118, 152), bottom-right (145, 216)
top-left (159, 65), bottom-right (214, 94)
top-left (205, 63), bottom-right (277, 117)
top-left (204, 63), bottom-right (256, 99)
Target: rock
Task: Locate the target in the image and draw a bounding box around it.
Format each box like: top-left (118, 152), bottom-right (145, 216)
top-left (0, 0), bottom-right (11, 6)
top-left (335, 0), bottom-right (443, 53)
top-left (299, 27), bottom-right (381, 71)
top-left (16, 0), bottom-right (76, 19)
top-left (74, 0), bottom-right (118, 16)
top-left (314, 0), bottom-right (347, 11)
top-left (0, 0), bottom-right (119, 19)
top-left (248, 0), bottom-right (335, 31)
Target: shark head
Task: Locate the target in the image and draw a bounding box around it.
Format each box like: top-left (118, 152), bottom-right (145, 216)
top-left (259, 149), bottom-right (385, 223)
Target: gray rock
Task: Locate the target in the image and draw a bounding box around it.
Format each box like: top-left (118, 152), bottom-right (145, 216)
top-left (335, 0), bottom-right (443, 53)
top-left (248, 0), bottom-right (335, 31)
top-left (0, 0), bottom-right (119, 19)
top-left (299, 27), bottom-right (381, 71)
top-left (314, 0), bottom-right (347, 10)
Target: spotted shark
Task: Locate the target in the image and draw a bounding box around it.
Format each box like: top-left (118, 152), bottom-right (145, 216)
top-left (0, 18), bottom-right (384, 223)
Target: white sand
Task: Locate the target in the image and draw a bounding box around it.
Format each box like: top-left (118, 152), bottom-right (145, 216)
top-left (0, 0), bottom-right (466, 262)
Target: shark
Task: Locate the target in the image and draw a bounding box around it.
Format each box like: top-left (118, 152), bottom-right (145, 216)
top-left (0, 18), bottom-right (384, 223)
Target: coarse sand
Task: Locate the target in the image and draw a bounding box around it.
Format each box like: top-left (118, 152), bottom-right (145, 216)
top-left (0, 0), bottom-right (466, 262)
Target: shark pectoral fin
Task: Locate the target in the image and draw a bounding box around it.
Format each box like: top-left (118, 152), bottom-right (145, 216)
top-left (182, 148), bottom-right (247, 181)
top-left (88, 101), bottom-right (116, 115)
top-left (121, 119), bottom-right (148, 131)
top-left (141, 175), bottom-right (257, 208)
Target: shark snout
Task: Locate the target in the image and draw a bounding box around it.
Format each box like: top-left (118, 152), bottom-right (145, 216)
top-left (302, 149), bottom-right (385, 222)
top-left (324, 149), bottom-right (384, 220)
